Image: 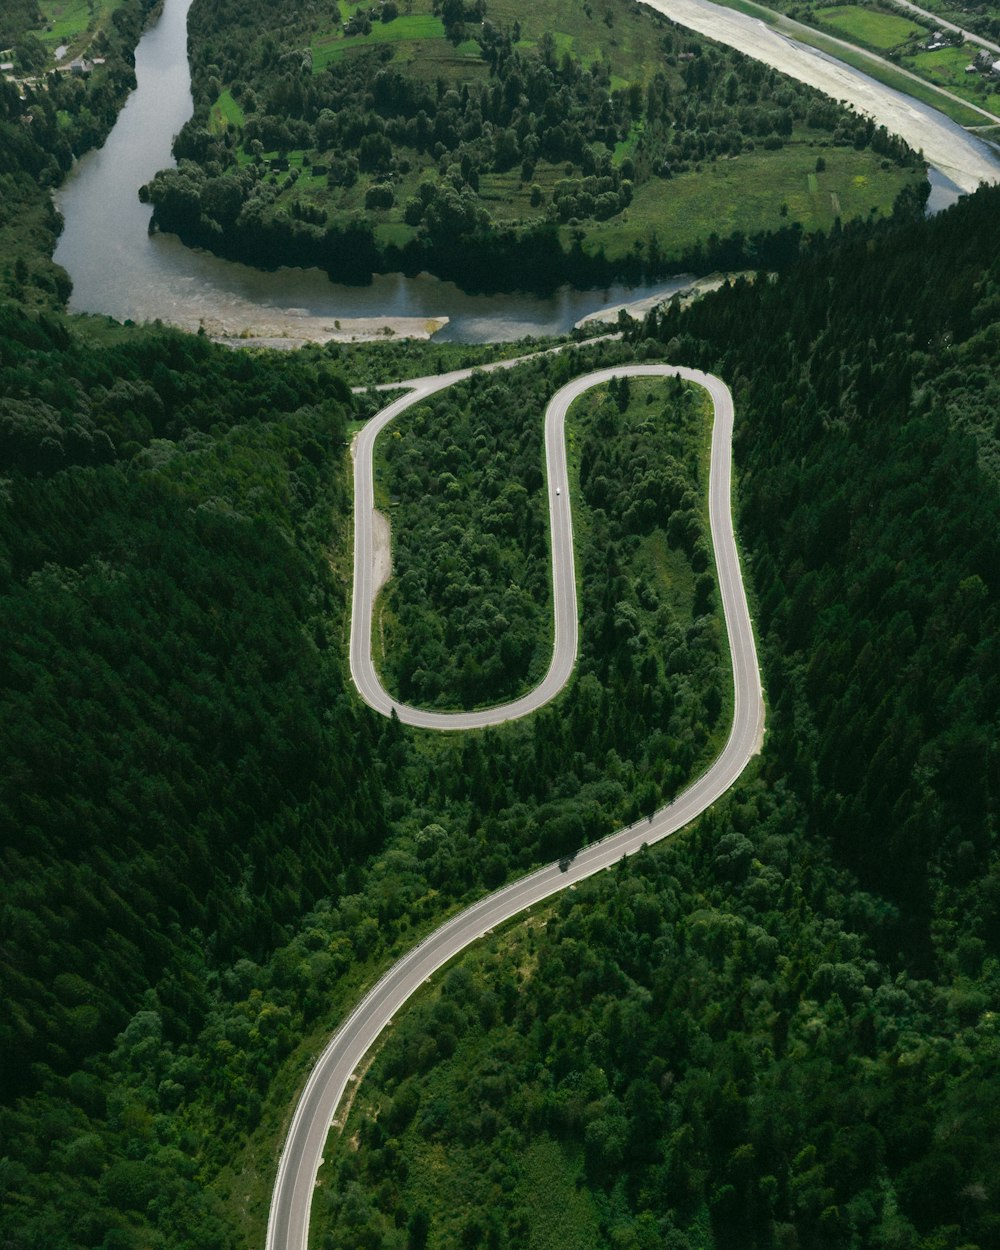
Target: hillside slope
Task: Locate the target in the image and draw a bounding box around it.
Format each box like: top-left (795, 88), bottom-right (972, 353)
top-left (314, 186), bottom-right (1000, 1250)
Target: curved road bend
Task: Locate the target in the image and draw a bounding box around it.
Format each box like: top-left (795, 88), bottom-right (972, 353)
top-left (349, 361), bottom-right (577, 730)
top-left (267, 365), bottom-right (765, 1250)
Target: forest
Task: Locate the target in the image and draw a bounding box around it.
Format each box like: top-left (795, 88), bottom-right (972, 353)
top-left (313, 187), bottom-right (1000, 1248)
top-left (3, 185), bottom-right (998, 1249)
top-left (139, 0), bottom-right (925, 290)
top-left (375, 361), bottom-right (723, 719)
top-left (0, 319), bottom-right (732, 1247)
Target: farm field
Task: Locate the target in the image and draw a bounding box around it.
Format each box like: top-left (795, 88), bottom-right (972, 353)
top-left (28, 0), bottom-right (123, 55)
top-left (813, 3), bottom-right (924, 47)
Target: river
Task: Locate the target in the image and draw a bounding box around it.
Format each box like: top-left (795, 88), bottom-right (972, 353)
top-left (53, 0), bottom-right (1000, 344)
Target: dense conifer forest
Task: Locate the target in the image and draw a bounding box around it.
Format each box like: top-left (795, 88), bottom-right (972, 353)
top-left (4, 185), bottom-right (998, 1248)
top-left (315, 187), bottom-right (1000, 1248)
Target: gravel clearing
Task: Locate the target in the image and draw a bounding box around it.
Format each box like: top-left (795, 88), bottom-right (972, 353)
top-left (206, 314), bottom-right (449, 349)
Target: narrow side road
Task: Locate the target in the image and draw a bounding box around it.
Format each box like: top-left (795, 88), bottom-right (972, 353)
top-left (266, 364), bottom-right (765, 1250)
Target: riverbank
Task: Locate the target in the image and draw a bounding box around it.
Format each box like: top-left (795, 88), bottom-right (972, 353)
top-left (48, 0), bottom-right (1000, 344)
top-left (574, 272), bottom-right (752, 328)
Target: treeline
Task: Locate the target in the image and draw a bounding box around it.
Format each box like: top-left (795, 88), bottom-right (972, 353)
top-left (141, 0), bottom-right (921, 290)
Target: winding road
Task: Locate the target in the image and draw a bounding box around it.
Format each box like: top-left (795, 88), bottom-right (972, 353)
top-left (266, 361), bottom-right (765, 1250)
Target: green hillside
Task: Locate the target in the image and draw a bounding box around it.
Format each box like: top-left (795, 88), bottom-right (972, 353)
top-left (315, 187), bottom-right (1000, 1250)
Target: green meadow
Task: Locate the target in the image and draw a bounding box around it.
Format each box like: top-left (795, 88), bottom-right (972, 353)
top-left (572, 142), bottom-right (918, 262)
top-left (813, 4), bottom-right (924, 49)
top-left (28, 0), bottom-right (122, 54)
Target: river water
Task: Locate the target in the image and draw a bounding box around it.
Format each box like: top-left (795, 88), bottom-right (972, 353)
top-left (53, 0), bottom-right (999, 344)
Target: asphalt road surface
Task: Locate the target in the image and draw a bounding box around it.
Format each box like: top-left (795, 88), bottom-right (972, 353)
top-left (267, 363), bottom-right (765, 1250)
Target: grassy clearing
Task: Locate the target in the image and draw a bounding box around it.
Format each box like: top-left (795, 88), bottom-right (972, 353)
top-left (28, 0), bottom-right (122, 54)
top-left (312, 12), bottom-right (447, 69)
top-left (208, 88), bottom-right (244, 133)
top-left (814, 4), bottom-right (925, 48)
top-left (614, 120), bottom-right (644, 166)
top-left (910, 44), bottom-right (977, 81)
top-left (489, 0), bottom-right (676, 85)
top-left (373, 219), bottom-right (419, 247)
top-left (270, 138), bottom-right (920, 267)
top-left (514, 1137), bottom-right (602, 1250)
top-left (903, 45), bottom-right (1000, 113)
top-left (575, 141), bottom-right (917, 262)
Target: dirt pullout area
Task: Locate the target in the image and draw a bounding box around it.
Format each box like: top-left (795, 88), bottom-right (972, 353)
top-left (642, 0), bottom-right (1000, 192)
top-left (204, 313), bottom-right (448, 349)
top-left (371, 509), bottom-right (392, 599)
top-left (349, 432), bottom-right (394, 596)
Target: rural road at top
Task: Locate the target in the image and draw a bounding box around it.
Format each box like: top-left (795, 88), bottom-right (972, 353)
top-left (888, 0), bottom-right (1000, 57)
top-left (642, 0), bottom-right (1000, 189)
top-left (266, 362), bottom-right (765, 1250)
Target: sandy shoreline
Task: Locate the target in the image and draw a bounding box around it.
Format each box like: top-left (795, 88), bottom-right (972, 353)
top-left (200, 312), bottom-right (449, 349)
top-left (575, 273), bottom-right (748, 327)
